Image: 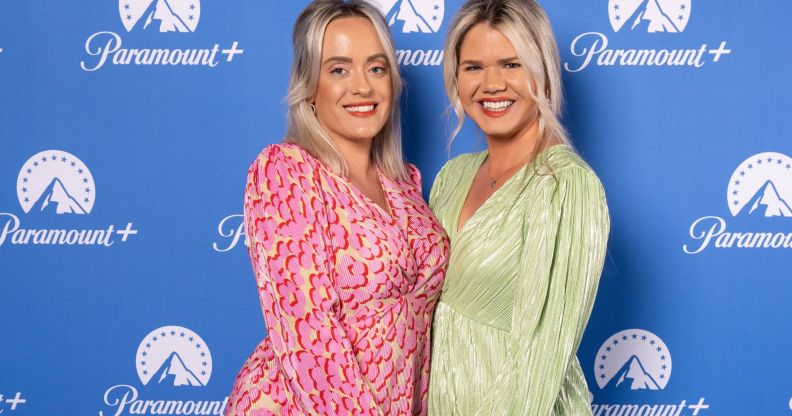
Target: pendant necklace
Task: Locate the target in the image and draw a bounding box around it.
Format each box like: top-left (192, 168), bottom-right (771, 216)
top-left (485, 152), bottom-right (533, 189)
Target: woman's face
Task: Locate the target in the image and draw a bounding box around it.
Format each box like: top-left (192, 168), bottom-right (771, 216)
top-left (457, 23), bottom-right (538, 140)
top-left (314, 16), bottom-right (392, 147)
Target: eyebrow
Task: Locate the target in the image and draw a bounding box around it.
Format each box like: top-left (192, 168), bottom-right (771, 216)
top-left (323, 53), bottom-right (389, 65)
top-left (459, 56), bottom-right (520, 66)
top-left (367, 53), bottom-right (389, 63)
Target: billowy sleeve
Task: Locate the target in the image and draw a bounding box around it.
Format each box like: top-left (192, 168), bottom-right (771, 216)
top-left (244, 145), bottom-right (383, 416)
top-left (475, 167), bottom-right (610, 415)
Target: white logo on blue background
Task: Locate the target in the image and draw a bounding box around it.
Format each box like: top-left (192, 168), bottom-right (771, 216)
top-left (16, 150), bottom-right (96, 215)
top-left (213, 214), bottom-right (246, 253)
top-left (609, 0), bottom-right (691, 33)
top-left (683, 151), bottom-right (791, 253)
top-left (119, 0), bottom-right (201, 33)
top-left (136, 326), bottom-right (212, 387)
top-left (595, 329), bottom-right (672, 391)
top-left (372, 0), bottom-right (444, 33)
top-left (727, 152), bottom-right (792, 218)
top-left (565, 0), bottom-right (728, 71)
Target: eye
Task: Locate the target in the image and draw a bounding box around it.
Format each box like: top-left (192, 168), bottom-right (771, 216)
top-left (504, 62), bottom-right (522, 69)
top-left (330, 67), bottom-right (347, 76)
top-left (463, 65), bottom-right (482, 72)
top-left (370, 65), bottom-right (388, 75)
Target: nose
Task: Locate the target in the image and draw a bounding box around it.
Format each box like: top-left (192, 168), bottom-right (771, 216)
top-left (482, 67), bottom-right (506, 94)
top-left (351, 69), bottom-right (372, 96)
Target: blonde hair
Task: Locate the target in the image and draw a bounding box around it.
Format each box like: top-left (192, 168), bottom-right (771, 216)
top-left (443, 0), bottom-right (571, 151)
top-left (286, 0), bottom-right (408, 180)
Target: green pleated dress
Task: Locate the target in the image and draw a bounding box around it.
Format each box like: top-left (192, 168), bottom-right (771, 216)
top-left (427, 145), bottom-right (609, 416)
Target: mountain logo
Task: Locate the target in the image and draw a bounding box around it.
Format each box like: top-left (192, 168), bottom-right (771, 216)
top-left (727, 152), bottom-right (792, 218)
top-left (119, 0), bottom-right (201, 33)
top-left (16, 150), bottom-right (96, 215)
top-left (370, 0), bottom-right (444, 33)
top-left (135, 326), bottom-right (212, 387)
top-left (608, 0), bottom-right (691, 33)
top-left (595, 329), bottom-right (672, 391)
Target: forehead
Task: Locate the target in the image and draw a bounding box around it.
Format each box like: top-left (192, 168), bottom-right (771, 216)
top-left (459, 23), bottom-right (517, 60)
top-left (321, 16), bottom-right (386, 59)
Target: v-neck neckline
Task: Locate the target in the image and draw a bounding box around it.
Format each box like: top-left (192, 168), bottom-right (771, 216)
top-left (453, 144), bottom-right (566, 235)
top-left (329, 163), bottom-right (395, 223)
top-left (289, 143), bottom-right (396, 224)
top-left (358, 167), bottom-right (395, 221)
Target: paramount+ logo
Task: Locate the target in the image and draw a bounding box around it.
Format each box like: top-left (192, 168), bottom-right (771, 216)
top-left (684, 152), bottom-right (792, 254)
top-left (80, 0), bottom-right (244, 72)
top-left (564, 0), bottom-right (731, 72)
top-left (99, 325), bottom-right (229, 416)
top-left (0, 150), bottom-right (138, 247)
top-left (591, 329), bottom-right (711, 416)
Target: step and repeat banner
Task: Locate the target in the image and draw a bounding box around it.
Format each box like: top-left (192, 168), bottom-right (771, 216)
top-left (1, 1), bottom-right (790, 415)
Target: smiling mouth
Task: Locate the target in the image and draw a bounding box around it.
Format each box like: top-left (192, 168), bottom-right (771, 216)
top-left (344, 103), bottom-right (377, 114)
top-left (479, 100), bottom-right (515, 112)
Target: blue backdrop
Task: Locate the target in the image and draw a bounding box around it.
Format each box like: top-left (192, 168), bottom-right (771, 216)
top-left (2, 1), bottom-right (790, 415)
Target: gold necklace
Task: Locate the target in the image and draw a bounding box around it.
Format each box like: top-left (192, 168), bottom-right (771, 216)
top-left (485, 152), bottom-right (533, 188)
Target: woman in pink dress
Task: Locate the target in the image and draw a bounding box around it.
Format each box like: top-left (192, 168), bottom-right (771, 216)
top-left (225, 1), bottom-right (449, 415)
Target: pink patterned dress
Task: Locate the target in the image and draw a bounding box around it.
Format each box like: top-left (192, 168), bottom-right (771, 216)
top-left (226, 144), bottom-right (449, 416)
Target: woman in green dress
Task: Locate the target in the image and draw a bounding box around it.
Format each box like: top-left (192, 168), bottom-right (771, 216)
top-left (427, 0), bottom-right (609, 414)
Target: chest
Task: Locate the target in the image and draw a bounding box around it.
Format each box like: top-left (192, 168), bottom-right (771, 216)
top-left (432, 171), bottom-right (554, 329)
top-left (321, 172), bottom-right (448, 309)
top-left (457, 171), bottom-right (500, 232)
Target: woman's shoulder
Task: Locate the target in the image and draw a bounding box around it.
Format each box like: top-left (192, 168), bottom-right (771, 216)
top-left (248, 143), bottom-right (320, 180)
top-left (435, 151), bottom-right (485, 182)
top-left (429, 151), bottom-right (483, 206)
top-left (540, 145), bottom-right (601, 183)
top-left (537, 146), bottom-right (608, 213)
top-left (246, 143), bottom-right (321, 196)
top-left (252, 143), bottom-right (316, 169)
top-left (402, 162), bottom-right (423, 190)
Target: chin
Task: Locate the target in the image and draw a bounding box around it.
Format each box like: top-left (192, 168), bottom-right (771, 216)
top-left (346, 130), bottom-right (380, 142)
top-left (477, 122), bottom-right (518, 139)
top-left (353, 125), bottom-right (385, 139)
top-left (484, 130), bottom-right (518, 140)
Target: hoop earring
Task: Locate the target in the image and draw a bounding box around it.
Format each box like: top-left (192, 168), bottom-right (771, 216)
top-left (309, 103), bottom-right (316, 114)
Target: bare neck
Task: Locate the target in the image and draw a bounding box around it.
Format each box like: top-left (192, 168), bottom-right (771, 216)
top-left (484, 120), bottom-right (542, 171)
top-left (333, 138), bottom-right (375, 180)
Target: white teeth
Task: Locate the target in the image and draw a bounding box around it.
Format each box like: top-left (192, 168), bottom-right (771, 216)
top-left (345, 105), bottom-right (375, 112)
top-left (481, 100), bottom-right (514, 111)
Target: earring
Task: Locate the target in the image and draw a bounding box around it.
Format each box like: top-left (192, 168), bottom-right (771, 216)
top-left (309, 103), bottom-right (316, 114)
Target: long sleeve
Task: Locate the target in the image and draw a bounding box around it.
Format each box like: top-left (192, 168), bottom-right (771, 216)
top-left (244, 145), bottom-right (383, 416)
top-left (474, 167), bottom-right (610, 416)
top-left (403, 164), bottom-right (450, 416)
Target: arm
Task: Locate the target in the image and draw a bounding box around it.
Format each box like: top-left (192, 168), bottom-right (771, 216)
top-left (404, 163), bottom-right (450, 415)
top-left (428, 161), bottom-right (452, 211)
top-left (245, 145), bottom-right (382, 416)
top-left (405, 162), bottom-right (448, 306)
top-left (475, 168), bottom-right (610, 415)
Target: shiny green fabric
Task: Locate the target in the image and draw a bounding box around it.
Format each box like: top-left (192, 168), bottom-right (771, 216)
top-left (427, 145), bottom-right (609, 416)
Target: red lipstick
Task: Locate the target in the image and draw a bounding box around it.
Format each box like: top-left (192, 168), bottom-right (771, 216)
top-left (478, 97), bottom-right (514, 118)
top-left (343, 102), bottom-right (378, 117)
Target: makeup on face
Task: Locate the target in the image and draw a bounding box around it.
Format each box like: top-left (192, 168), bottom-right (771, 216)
top-left (314, 17), bottom-right (392, 146)
top-left (457, 23), bottom-right (538, 140)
